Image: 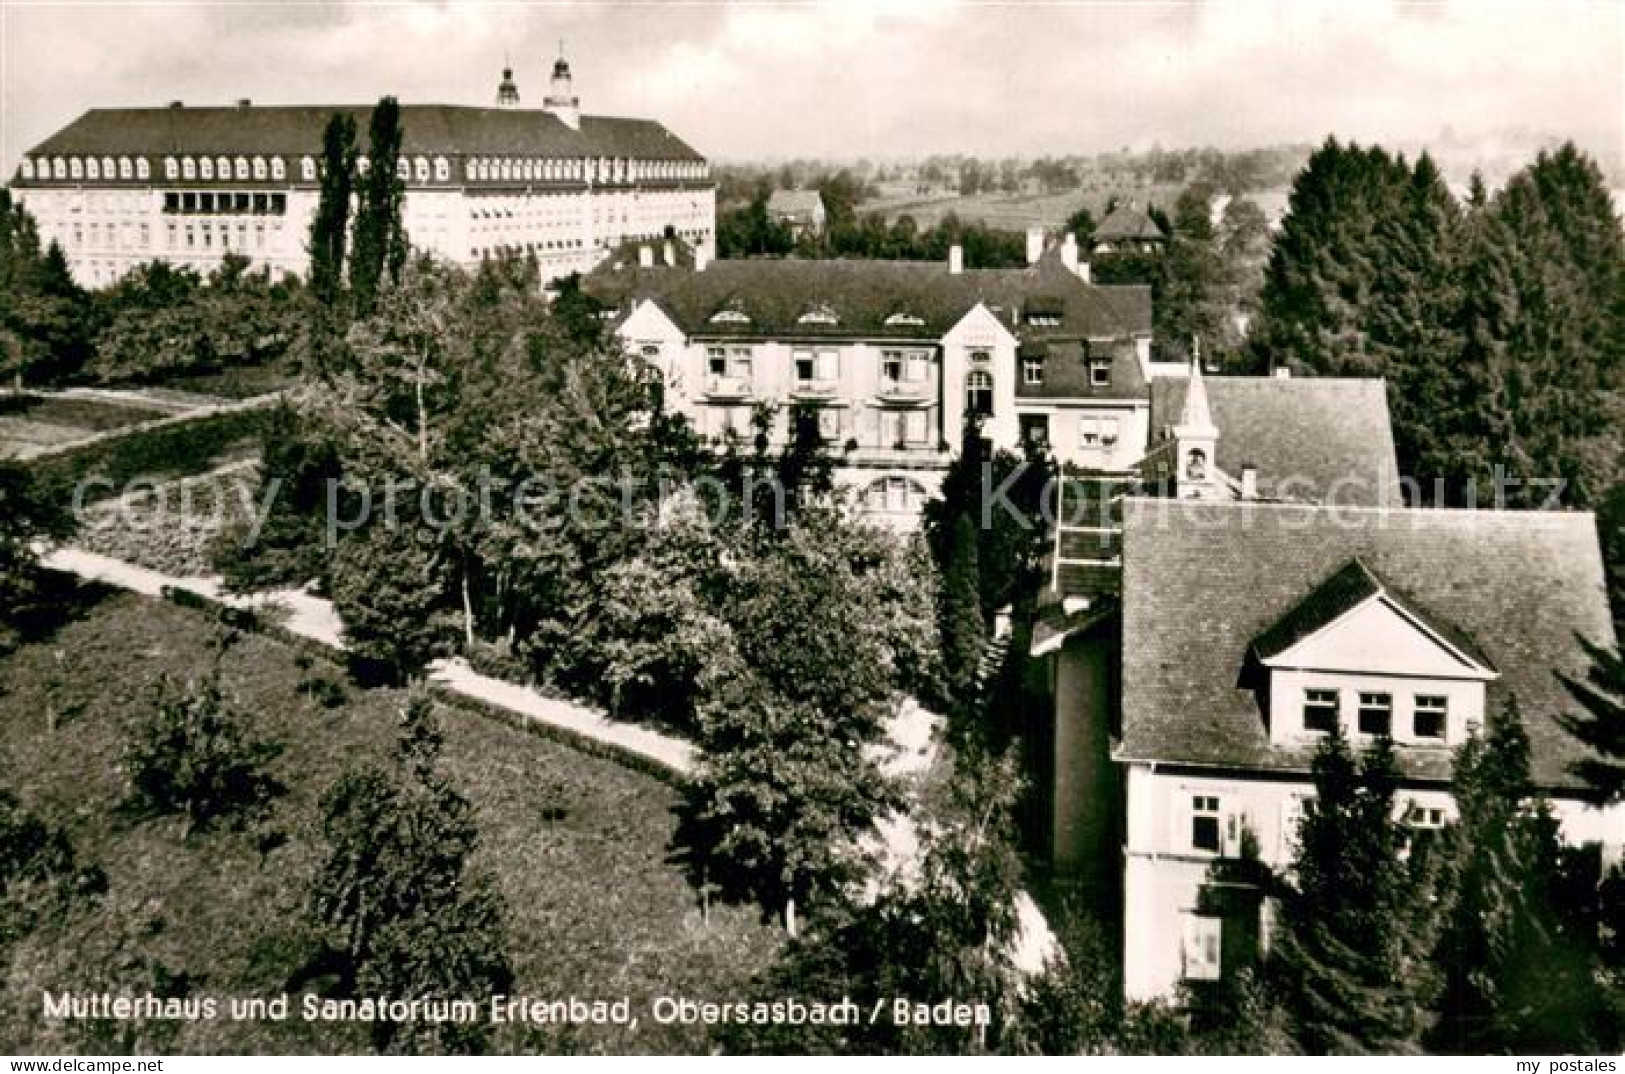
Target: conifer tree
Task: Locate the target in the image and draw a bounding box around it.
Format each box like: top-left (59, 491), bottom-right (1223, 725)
top-left (1270, 730), bottom-right (1444, 1053)
top-left (308, 113), bottom-right (358, 306)
top-left (349, 97), bottom-right (409, 313)
top-left (1434, 700), bottom-right (1609, 1052)
top-left (939, 511), bottom-right (988, 710)
top-left (1560, 639), bottom-right (1625, 804)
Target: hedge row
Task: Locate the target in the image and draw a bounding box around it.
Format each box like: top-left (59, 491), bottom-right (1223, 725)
top-left (32, 399), bottom-right (280, 506)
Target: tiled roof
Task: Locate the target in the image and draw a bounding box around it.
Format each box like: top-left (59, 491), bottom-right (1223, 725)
top-left (1094, 203), bottom-right (1166, 243)
top-left (1118, 500), bottom-right (1616, 790)
top-left (1251, 557), bottom-right (1496, 670)
top-left (766, 190), bottom-right (824, 218)
top-left (23, 105), bottom-right (704, 162)
top-left (1015, 339), bottom-right (1147, 401)
top-left (1150, 375), bottom-right (1402, 506)
top-left (585, 252), bottom-right (1152, 342)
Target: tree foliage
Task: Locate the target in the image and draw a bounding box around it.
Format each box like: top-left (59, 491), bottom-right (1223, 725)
top-left (0, 456), bottom-right (75, 654)
top-left (1432, 701), bottom-right (1616, 1052)
top-left (1269, 730), bottom-right (1446, 1053)
top-left (308, 113), bottom-right (359, 307)
top-left (122, 668), bottom-right (284, 834)
top-left (309, 689), bottom-right (513, 1053)
top-left (349, 98), bottom-right (409, 314)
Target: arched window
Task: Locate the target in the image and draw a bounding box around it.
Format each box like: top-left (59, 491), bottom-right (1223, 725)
top-left (966, 369), bottom-right (994, 418)
top-left (1185, 448), bottom-right (1208, 482)
top-left (164, 157), bottom-right (178, 180)
top-left (70, 157), bottom-right (84, 179)
top-left (118, 157), bottom-right (133, 179)
top-left (252, 156), bottom-right (266, 180)
top-left (300, 157), bottom-right (315, 182)
top-left (271, 157), bottom-right (286, 181)
top-left (137, 158), bottom-right (150, 180)
top-left (85, 158), bottom-right (100, 180)
top-left (198, 157), bottom-right (212, 180)
top-left (414, 157), bottom-right (429, 183)
top-left (864, 476), bottom-right (928, 514)
top-left (216, 156), bottom-right (231, 179)
top-left (235, 156), bottom-right (249, 180)
top-left (434, 156), bottom-right (449, 182)
top-left (19, 159), bottom-right (33, 180)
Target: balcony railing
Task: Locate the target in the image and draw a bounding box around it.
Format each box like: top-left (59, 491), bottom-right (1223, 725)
top-left (703, 374), bottom-right (751, 400)
top-left (877, 379), bottom-right (931, 402)
top-left (790, 378), bottom-right (839, 399)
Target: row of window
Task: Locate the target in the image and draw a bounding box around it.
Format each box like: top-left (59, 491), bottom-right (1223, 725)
top-left (1302, 688), bottom-right (1451, 740)
top-left (1021, 355), bottom-right (1113, 388)
top-left (708, 308), bottom-right (932, 329)
top-left (20, 153), bottom-right (709, 188)
top-left (702, 346), bottom-right (934, 391)
top-left (1187, 791), bottom-right (1449, 858)
top-left (161, 191), bottom-right (287, 216)
top-left (698, 403), bottom-right (932, 450)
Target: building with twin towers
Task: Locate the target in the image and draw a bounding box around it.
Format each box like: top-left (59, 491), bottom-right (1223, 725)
top-left (9, 53), bottom-right (715, 288)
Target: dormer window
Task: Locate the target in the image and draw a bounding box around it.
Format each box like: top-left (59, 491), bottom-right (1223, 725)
top-left (1357, 692), bottom-right (1392, 736)
top-left (136, 159), bottom-right (150, 180)
top-left (1303, 688), bottom-right (1339, 734)
top-left (1025, 298), bottom-right (1063, 326)
top-left (709, 306), bottom-right (750, 325)
top-left (1022, 356), bottom-right (1044, 385)
top-left (19, 159), bottom-right (33, 180)
top-left (885, 311), bottom-right (924, 327)
top-left (798, 303), bottom-right (839, 326)
top-left (1413, 695), bottom-right (1447, 740)
top-left (1091, 360), bottom-right (1112, 387)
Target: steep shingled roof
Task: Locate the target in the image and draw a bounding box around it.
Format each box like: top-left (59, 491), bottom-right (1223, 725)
top-left (1094, 203), bottom-right (1166, 243)
top-left (766, 189), bottom-right (825, 219)
top-left (585, 253), bottom-right (1152, 342)
top-left (22, 105), bottom-right (704, 163)
top-left (1118, 500), bottom-right (1616, 789)
top-left (1150, 375), bottom-right (1402, 506)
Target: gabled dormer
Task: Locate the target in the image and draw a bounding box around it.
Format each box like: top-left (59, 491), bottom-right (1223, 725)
top-left (1251, 558), bottom-right (1498, 748)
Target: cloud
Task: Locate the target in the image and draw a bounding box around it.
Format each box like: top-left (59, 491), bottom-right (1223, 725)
top-left (2, 0), bottom-right (1620, 171)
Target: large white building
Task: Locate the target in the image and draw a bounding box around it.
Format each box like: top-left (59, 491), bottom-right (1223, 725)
top-left (8, 56), bottom-right (715, 288)
top-left (587, 233), bottom-right (1154, 528)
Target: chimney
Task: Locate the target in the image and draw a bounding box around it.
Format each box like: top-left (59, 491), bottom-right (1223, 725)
top-left (1061, 233), bottom-right (1080, 277)
top-left (236, 98), bottom-right (252, 108)
top-left (168, 100), bottom-right (184, 109)
top-left (1241, 464), bottom-right (1258, 500)
top-left (948, 244), bottom-right (964, 275)
top-left (638, 244), bottom-right (654, 269)
top-left (1274, 366), bottom-right (1292, 379)
top-left (662, 240), bottom-right (675, 267)
top-left (1026, 226), bottom-right (1044, 266)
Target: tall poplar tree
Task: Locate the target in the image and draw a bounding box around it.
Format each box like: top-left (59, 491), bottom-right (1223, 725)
top-left (349, 97), bottom-right (409, 313)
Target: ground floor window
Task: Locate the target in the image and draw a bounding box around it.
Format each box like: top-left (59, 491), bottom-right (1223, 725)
top-left (1182, 914), bottom-right (1222, 982)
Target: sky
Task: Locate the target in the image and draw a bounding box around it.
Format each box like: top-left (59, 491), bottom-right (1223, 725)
top-left (2, 0), bottom-right (1621, 173)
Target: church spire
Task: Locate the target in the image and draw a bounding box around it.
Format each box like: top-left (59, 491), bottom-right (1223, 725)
top-left (543, 41), bottom-right (581, 129)
top-left (1179, 346), bottom-right (1215, 435)
top-left (495, 54), bottom-right (520, 108)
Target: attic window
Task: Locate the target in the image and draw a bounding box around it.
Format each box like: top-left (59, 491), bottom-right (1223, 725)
top-left (798, 303), bottom-right (839, 326)
top-left (885, 311), bottom-right (925, 327)
top-left (710, 306), bottom-right (750, 325)
top-left (1025, 298), bottom-right (1063, 326)
top-left (1090, 360), bottom-right (1112, 387)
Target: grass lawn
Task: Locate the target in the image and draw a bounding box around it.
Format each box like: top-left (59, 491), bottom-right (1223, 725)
top-left (0, 587), bottom-right (780, 1054)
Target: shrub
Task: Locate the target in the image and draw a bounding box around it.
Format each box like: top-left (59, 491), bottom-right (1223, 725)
top-left (123, 670), bottom-right (284, 834)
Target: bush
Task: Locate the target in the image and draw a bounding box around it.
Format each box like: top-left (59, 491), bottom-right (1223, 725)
top-left (123, 670), bottom-right (283, 833)
top-left (31, 403), bottom-right (276, 506)
top-left (0, 789), bottom-right (107, 949)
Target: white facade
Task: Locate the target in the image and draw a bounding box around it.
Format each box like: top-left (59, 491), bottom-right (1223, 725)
top-left (11, 63), bottom-right (715, 289)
